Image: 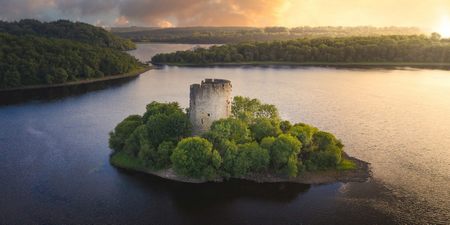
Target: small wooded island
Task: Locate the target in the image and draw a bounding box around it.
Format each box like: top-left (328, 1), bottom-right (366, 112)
top-left (109, 79), bottom-right (369, 184)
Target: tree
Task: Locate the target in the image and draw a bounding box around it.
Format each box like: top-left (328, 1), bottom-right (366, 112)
top-left (233, 142), bottom-right (270, 177)
top-left (170, 137), bottom-right (222, 179)
top-left (271, 134), bottom-right (302, 175)
top-left (232, 96), bottom-right (280, 123)
top-left (250, 118), bottom-right (281, 141)
top-left (109, 115), bottom-right (142, 152)
top-left (260, 136), bottom-right (276, 150)
top-left (155, 141), bottom-right (176, 169)
top-left (204, 118), bottom-right (250, 145)
top-left (289, 123), bottom-right (318, 151)
top-left (312, 131), bottom-right (339, 151)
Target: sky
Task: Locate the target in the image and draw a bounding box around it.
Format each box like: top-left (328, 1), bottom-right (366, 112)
top-left (0, 0), bottom-right (449, 32)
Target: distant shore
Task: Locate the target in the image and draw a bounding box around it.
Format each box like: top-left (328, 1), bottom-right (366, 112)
top-left (153, 61), bottom-right (450, 69)
top-left (0, 66), bottom-right (152, 92)
top-left (110, 151), bottom-right (371, 184)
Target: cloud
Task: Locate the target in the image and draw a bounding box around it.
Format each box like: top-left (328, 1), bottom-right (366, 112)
top-left (0, 0), bottom-right (448, 30)
top-left (56, 0), bottom-right (118, 16)
top-left (116, 0), bottom-right (287, 26)
top-left (0, 0), bottom-right (287, 27)
top-left (114, 16), bottom-right (130, 26)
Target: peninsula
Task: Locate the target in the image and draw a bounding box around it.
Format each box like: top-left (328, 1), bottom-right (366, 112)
top-left (109, 79), bottom-right (370, 184)
top-left (0, 20), bottom-right (146, 90)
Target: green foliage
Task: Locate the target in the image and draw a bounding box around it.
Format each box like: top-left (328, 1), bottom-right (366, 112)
top-left (250, 118), bottom-right (281, 142)
top-left (271, 134), bottom-right (302, 175)
top-left (0, 19), bottom-right (135, 50)
top-left (307, 146), bottom-right (342, 170)
top-left (142, 101), bottom-right (192, 147)
top-left (109, 115), bottom-right (142, 152)
top-left (0, 32), bottom-right (142, 89)
top-left (260, 136), bottom-right (276, 150)
top-left (109, 97), bottom-right (354, 180)
top-left (289, 123), bottom-right (319, 152)
top-left (312, 131), bottom-right (339, 151)
top-left (124, 125), bottom-right (150, 157)
top-left (279, 120), bottom-right (292, 133)
top-left (114, 26), bottom-right (423, 44)
top-left (221, 140), bottom-right (239, 178)
top-left (203, 118), bottom-right (250, 145)
top-left (233, 142), bottom-right (270, 177)
top-left (152, 35), bottom-right (450, 65)
top-left (156, 141), bottom-right (176, 169)
top-left (170, 137), bottom-right (222, 179)
top-left (232, 96), bottom-right (280, 123)
top-left (337, 159), bottom-right (357, 170)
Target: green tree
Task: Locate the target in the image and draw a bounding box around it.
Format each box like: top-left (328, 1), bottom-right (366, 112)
top-left (155, 141), bottom-right (176, 169)
top-left (170, 137), bottom-right (222, 179)
top-left (109, 115), bottom-right (142, 152)
top-left (233, 142), bottom-right (270, 177)
top-left (204, 118), bottom-right (250, 145)
top-left (250, 118), bottom-right (281, 142)
top-left (289, 123), bottom-right (318, 151)
top-left (271, 134), bottom-right (302, 175)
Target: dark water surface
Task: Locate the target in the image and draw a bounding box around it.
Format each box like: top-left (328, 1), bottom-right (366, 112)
top-left (0, 43), bottom-right (449, 225)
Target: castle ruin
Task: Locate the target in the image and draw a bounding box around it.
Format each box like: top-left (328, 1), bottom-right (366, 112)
top-left (189, 79), bottom-right (232, 135)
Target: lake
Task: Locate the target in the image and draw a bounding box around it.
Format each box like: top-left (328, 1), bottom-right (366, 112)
top-left (0, 43), bottom-right (449, 224)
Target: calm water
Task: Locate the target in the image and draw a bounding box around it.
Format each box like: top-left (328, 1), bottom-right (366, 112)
top-left (0, 43), bottom-right (449, 224)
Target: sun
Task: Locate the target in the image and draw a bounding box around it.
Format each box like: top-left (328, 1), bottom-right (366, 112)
top-left (437, 16), bottom-right (450, 38)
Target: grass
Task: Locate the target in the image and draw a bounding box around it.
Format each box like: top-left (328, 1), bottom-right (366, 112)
top-left (337, 159), bottom-right (357, 171)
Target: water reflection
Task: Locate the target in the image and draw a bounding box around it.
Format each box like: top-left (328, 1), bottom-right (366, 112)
top-left (0, 76), bottom-right (138, 106)
top-left (117, 168), bottom-right (311, 207)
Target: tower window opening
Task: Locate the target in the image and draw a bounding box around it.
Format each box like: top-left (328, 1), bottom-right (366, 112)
top-left (207, 113), bottom-right (211, 117)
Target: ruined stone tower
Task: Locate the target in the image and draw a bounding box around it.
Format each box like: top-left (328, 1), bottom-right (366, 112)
top-left (189, 79), bottom-right (232, 135)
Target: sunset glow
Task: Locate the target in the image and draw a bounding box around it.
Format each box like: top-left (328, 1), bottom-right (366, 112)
top-left (437, 16), bottom-right (450, 37)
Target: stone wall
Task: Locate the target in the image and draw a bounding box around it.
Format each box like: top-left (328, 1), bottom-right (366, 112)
top-left (189, 79), bottom-right (232, 135)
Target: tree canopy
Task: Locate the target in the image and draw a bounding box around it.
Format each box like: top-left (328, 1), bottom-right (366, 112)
top-left (0, 32), bottom-right (142, 89)
top-left (151, 35), bottom-right (450, 65)
top-left (0, 19), bottom-right (135, 50)
top-left (113, 26), bottom-right (423, 44)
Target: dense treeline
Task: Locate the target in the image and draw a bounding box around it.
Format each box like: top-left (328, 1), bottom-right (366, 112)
top-left (0, 33), bottom-right (142, 89)
top-left (151, 35), bottom-right (450, 64)
top-left (113, 26), bottom-right (423, 44)
top-left (109, 96), bottom-right (353, 181)
top-left (0, 19), bottom-right (135, 50)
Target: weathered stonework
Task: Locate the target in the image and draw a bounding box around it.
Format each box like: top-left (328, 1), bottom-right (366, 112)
top-left (189, 79), bottom-right (232, 135)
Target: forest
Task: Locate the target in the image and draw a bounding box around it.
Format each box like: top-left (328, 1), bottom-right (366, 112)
top-left (0, 19), bottom-right (135, 50)
top-left (113, 26), bottom-right (423, 44)
top-left (0, 33), bottom-right (142, 89)
top-left (109, 96), bottom-right (354, 181)
top-left (151, 34), bottom-right (450, 64)
top-left (0, 20), bottom-right (144, 89)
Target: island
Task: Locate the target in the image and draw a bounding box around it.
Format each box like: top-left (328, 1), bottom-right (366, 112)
top-left (0, 20), bottom-right (148, 90)
top-left (109, 79), bottom-right (370, 184)
top-left (150, 34), bottom-right (450, 69)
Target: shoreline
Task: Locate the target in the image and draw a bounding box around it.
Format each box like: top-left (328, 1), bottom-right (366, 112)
top-left (110, 152), bottom-right (371, 184)
top-left (153, 61), bottom-right (450, 70)
top-left (0, 66), bottom-right (152, 92)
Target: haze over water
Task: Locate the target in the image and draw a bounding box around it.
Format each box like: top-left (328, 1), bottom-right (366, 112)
top-left (0, 43), bottom-right (449, 224)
